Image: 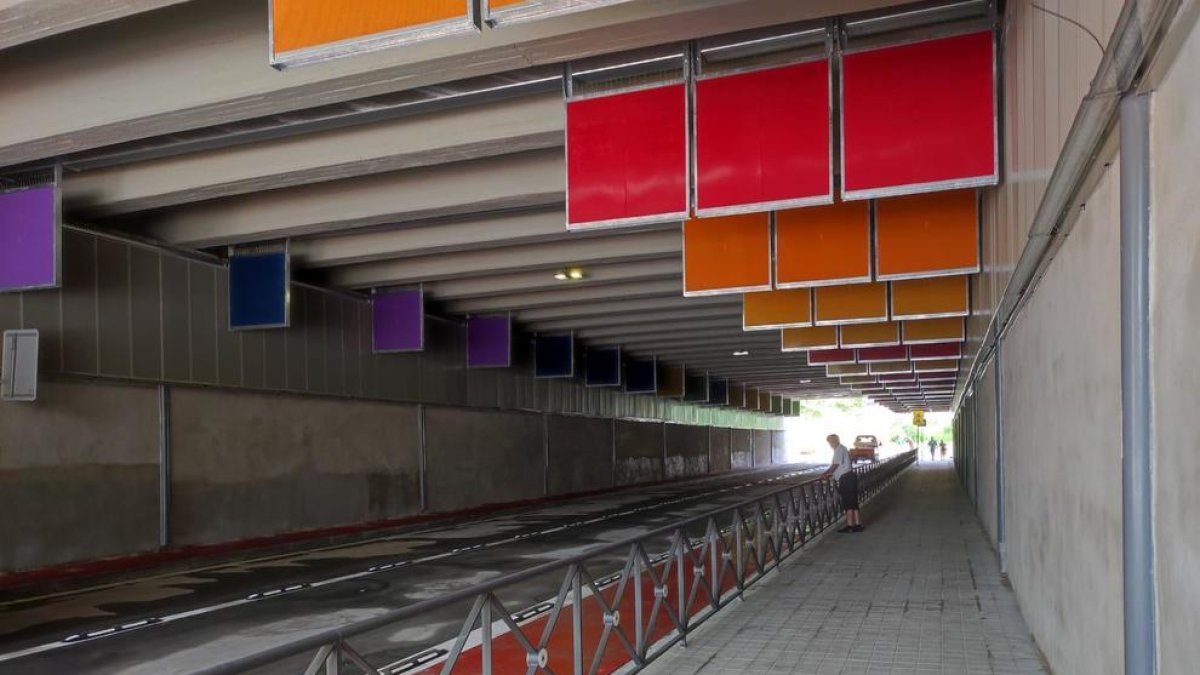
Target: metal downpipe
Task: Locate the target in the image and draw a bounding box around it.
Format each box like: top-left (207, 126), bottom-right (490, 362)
top-left (1119, 92), bottom-right (1156, 675)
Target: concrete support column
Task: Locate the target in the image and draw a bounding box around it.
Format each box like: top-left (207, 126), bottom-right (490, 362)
top-left (1120, 91), bottom-right (1157, 675)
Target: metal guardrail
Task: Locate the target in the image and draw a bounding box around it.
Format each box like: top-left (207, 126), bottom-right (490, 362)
top-left (198, 451), bottom-right (916, 675)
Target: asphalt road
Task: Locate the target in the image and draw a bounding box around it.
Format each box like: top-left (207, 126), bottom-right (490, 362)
top-left (0, 463), bottom-right (824, 674)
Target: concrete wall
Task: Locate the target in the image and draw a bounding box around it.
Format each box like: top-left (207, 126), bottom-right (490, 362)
top-left (708, 427), bottom-right (731, 474)
top-left (974, 364), bottom-right (999, 547)
top-left (169, 388), bottom-right (421, 546)
top-left (731, 429), bottom-right (753, 469)
top-left (546, 415), bottom-right (614, 496)
top-left (664, 423), bottom-right (707, 479)
top-left (752, 430), bottom-right (771, 467)
top-left (614, 420), bottom-right (664, 486)
top-left (0, 380), bottom-right (160, 571)
top-left (999, 163), bottom-right (1123, 675)
top-left (770, 430), bottom-right (786, 464)
top-left (423, 407), bottom-right (544, 513)
top-left (1149, 12), bottom-right (1200, 672)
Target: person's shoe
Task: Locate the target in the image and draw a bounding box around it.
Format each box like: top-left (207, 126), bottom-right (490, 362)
top-left (837, 526), bottom-right (854, 533)
top-left (851, 525), bottom-right (865, 533)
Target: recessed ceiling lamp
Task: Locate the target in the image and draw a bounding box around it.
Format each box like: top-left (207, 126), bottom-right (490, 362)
top-left (732, 350), bottom-right (750, 356)
top-left (554, 267), bottom-right (587, 281)
top-left (799, 379), bottom-right (812, 384)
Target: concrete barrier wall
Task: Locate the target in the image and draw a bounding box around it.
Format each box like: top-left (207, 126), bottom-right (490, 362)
top-left (546, 415), bottom-right (614, 496)
top-left (708, 427), bottom-right (732, 473)
top-left (999, 163), bottom-right (1122, 675)
top-left (170, 388), bottom-right (422, 546)
top-left (0, 380), bottom-right (160, 571)
top-left (423, 407), bottom-right (544, 513)
top-left (664, 424), bottom-right (708, 479)
top-left (731, 429), bottom-right (753, 469)
top-left (613, 420), bottom-right (664, 486)
top-left (1150, 25), bottom-right (1200, 673)
top-left (0, 380), bottom-right (771, 572)
top-left (752, 430), bottom-right (771, 466)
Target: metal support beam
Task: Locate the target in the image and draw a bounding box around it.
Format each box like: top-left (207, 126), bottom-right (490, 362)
top-left (157, 384), bottom-right (171, 548)
top-left (1119, 91), bottom-right (1156, 675)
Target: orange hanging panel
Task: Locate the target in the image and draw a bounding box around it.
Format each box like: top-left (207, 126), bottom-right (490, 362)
top-left (271, 0), bottom-right (474, 64)
top-left (890, 274), bottom-right (970, 319)
top-left (742, 288), bottom-right (812, 330)
top-left (775, 201), bottom-right (872, 287)
top-left (781, 326), bottom-right (839, 351)
top-left (875, 189), bottom-right (979, 280)
top-left (684, 213), bottom-right (773, 295)
top-left (838, 321), bottom-right (901, 348)
top-left (902, 317), bottom-right (965, 344)
top-left (813, 282), bottom-right (888, 325)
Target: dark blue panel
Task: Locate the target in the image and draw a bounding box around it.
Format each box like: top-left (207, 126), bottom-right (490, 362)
top-left (535, 333), bottom-right (574, 378)
top-left (683, 371), bottom-right (708, 402)
top-left (229, 252), bottom-right (288, 329)
top-left (585, 347), bottom-right (621, 387)
top-left (624, 358), bottom-right (656, 393)
top-left (707, 378), bottom-right (729, 406)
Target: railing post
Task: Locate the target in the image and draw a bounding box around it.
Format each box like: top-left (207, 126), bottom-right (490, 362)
top-left (481, 594), bottom-right (493, 675)
top-left (633, 549), bottom-right (645, 658)
top-left (572, 567), bottom-right (584, 674)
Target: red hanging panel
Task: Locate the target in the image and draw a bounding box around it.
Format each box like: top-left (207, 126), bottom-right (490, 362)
top-left (909, 342), bottom-right (963, 360)
top-left (807, 348), bottom-right (856, 365)
top-left (694, 60), bottom-right (831, 215)
top-left (840, 30), bottom-right (997, 199)
top-left (567, 84), bottom-right (688, 229)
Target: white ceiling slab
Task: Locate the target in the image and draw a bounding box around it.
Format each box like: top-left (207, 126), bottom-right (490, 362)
top-left (0, 0), bottom-right (192, 50)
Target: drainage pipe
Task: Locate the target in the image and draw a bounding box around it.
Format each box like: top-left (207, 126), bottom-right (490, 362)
top-left (1119, 91), bottom-right (1155, 675)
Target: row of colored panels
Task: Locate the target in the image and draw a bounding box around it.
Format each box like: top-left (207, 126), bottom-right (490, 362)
top-left (741, 274), bottom-right (970, 331)
top-left (568, 31), bottom-right (996, 228)
top-left (808, 341), bottom-right (963, 366)
top-left (270, 0), bottom-right (612, 65)
top-left (779, 317), bottom-right (966, 351)
top-left (824, 357), bottom-right (961, 378)
top-left (684, 190), bottom-right (979, 296)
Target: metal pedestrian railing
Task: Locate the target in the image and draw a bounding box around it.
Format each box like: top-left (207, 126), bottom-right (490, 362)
top-left (198, 451), bottom-right (916, 675)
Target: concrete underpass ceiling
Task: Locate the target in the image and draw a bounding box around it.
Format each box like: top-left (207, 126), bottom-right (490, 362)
top-left (0, 0), bottom-right (962, 408)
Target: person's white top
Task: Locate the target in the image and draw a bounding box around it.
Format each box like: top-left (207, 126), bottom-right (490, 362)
top-left (831, 444), bottom-right (852, 479)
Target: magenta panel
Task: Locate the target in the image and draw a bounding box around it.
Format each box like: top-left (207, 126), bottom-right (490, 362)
top-left (856, 345), bottom-right (908, 363)
top-left (806, 348), bottom-right (856, 365)
top-left (909, 342), bottom-right (963, 360)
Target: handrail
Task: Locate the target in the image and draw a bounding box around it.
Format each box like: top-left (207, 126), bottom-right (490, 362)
top-left (195, 451), bottom-right (917, 675)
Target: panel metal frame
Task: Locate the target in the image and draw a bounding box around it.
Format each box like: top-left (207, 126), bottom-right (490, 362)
top-left (812, 282), bottom-right (891, 327)
top-left (0, 166), bottom-right (62, 294)
top-left (773, 200), bottom-right (875, 290)
top-left (269, 0), bottom-right (482, 69)
top-left (534, 330), bottom-right (576, 379)
top-left (565, 52), bottom-right (691, 231)
top-left (873, 189), bottom-right (984, 282)
top-left (741, 286), bottom-right (814, 331)
top-left (888, 274), bottom-right (972, 320)
top-left (466, 311), bottom-right (514, 369)
top-left (682, 213), bottom-right (774, 298)
top-left (370, 284), bottom-right (425, 354)
top-left (226, 240), bottom-right (291, 331)
top-left (624, 355), bottom-right (658, 394)
top-left (484, 0), bottom-right (637, 26)
top-left (585, 345), bottom-right (622, 388)
top-left (690, 38), bottom-right (835, 218)
top-left (838, 27), bottom-right (999, 201)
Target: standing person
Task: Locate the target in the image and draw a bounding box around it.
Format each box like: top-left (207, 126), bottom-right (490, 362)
top-left (928, 438), bottom-right (938, 460)
top-left (821, 434), bottom-right (862, 533)
top-left (939, 440), bottom-right (947, 459)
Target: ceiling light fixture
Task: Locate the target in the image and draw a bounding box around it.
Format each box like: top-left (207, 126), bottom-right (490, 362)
top-left (732, 350), bottom-right (750, 356)
top-left (554, 267), bottom-right (587, 281)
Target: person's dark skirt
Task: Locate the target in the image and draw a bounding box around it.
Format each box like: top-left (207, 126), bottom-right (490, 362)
top-left (838, 471), bottom-right (860, 510)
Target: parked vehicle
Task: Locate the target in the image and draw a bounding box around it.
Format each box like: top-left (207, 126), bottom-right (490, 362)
top-left (850, 435), bottom-right (880, 463)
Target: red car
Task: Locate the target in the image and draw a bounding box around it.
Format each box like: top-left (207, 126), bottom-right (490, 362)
top-left (850, 435), bottom-right (880, 463)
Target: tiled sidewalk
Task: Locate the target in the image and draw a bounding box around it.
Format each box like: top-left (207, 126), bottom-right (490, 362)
top-left (642, 463), bottom-right (1047, 675)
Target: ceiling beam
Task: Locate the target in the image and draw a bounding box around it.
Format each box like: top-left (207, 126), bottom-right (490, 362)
top-left (527, 304), bottom-right (739, 331)
top-left (427, 258), bottom-right (681, 301)
top-left (0, 0), bottom-right (192, 51)
top-left (65, 93), bottom-right (564, 217)
top-left (444, 278), bottom-right (684, 314)
top-left (329, 230), bottom-right (680, 288)
top-left (515, 295), bottom-right (737, 322)
top-left (145, 149), bottom-right (564, 247)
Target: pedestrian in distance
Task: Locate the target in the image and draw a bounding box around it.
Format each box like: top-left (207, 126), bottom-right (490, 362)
top-left (928, 438), bottom-right (938, 460)
top-left (939, 440), bottom-right (948, 459)
top-left (821, 434), bottom-right (863, 533)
